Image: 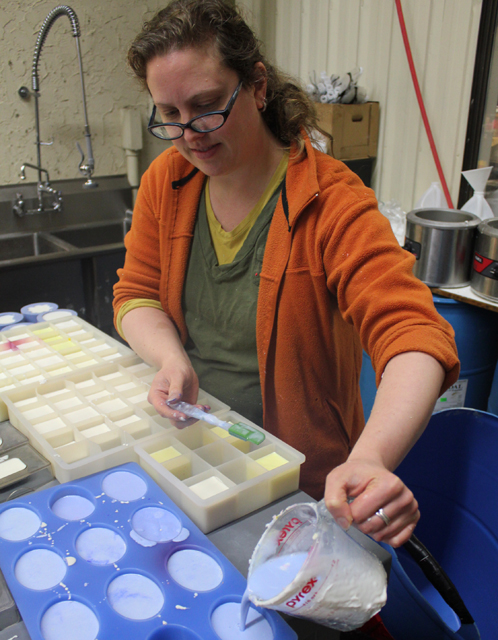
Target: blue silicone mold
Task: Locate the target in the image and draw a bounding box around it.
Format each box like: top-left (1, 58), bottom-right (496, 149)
top-left (0, 462), bottom-right (296, 640)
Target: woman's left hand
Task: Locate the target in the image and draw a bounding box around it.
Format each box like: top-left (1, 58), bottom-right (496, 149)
top-left (323, 458), bottom-right (419, 547)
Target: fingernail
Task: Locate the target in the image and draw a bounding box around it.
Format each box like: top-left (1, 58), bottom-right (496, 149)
top-left (179, 416), bottom-right (187, 422)
top-left (337, 517), bottom-right (350, 530)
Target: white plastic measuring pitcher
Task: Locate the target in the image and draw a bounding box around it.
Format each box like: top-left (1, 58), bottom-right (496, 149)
top-left (244, 500), bottom-right (387, 631)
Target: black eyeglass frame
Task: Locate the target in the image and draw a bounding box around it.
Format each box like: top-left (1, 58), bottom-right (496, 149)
top-left (148, 80), bottom-right (243, 141)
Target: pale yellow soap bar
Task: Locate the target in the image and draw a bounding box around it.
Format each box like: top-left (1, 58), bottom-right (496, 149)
top-left (211, 426), bottom-right (229, 439)
top-left (256, 452), bottom-right (288, 470)
top-left (151, 446), bottom-right (181, 463)
top-left (190, 476), bottom-right (229, 499)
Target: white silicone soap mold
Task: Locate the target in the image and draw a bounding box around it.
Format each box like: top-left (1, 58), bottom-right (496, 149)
top-left (1, 329), bottom-right (305, 532)
top-left (0, 317), bottom-right (132, 421)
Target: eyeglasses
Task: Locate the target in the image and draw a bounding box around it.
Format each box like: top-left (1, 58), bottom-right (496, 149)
top-left (148, 80), bottom-right (243, 141)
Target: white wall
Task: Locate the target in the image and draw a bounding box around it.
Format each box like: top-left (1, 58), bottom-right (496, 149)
top-left (0, 0), bottom-right (166, 188)
top-left (241, 0), bottom-right (483, 212)
top-left (0, 0), bottom-right (483, 215)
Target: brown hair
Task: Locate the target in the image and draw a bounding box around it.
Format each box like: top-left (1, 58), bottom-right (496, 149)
top-left (128, 0), bottom-right (324, 153)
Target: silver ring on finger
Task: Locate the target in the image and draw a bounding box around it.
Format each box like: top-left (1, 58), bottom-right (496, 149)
top-left (375, 508), bottom-right (391, 526)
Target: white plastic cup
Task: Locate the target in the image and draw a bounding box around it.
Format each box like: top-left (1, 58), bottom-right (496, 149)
top-left (246, 500), bottom-right (387, 631)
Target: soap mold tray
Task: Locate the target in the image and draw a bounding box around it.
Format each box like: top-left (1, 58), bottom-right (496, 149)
top-left (1, 323), bottom-right (305, 532)
top-left (0, 462), bottom-right (297, 640)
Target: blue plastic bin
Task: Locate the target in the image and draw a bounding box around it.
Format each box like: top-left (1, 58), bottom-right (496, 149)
top-left (360, 296), bottom-right (498, 418)
top-left (488, 361), bottom-right (498, 415)
top-left (380, 408), bottom-right (498, 640)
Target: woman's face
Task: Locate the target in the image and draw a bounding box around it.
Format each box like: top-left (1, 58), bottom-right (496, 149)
top-left (146, 45), bottom-right (266, 178)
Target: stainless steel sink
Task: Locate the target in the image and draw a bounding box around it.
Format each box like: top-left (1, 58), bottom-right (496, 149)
top-left (0, 231), bottom-right (71, 263)
top-left (48, 219), bottom-right (130, 248)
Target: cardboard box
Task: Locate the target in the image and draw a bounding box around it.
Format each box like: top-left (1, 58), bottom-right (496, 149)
top-left (314, 101), bottom-right (379, 160)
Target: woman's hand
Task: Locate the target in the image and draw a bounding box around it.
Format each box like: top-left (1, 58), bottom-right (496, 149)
top-left (323, 458), bottom-right (419, 547)
top-left (147, 359), bottom-right (205, 428)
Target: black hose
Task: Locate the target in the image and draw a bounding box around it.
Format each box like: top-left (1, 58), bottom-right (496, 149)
top-left (402, 534), bottom-right (474, 625)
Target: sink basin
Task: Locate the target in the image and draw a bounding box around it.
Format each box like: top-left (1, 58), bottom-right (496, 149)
top-left (49, 220), bottom-right (130, 248)
top-left (0, 232), bottom-right (70, 263)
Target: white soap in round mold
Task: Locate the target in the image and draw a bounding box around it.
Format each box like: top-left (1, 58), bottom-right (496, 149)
top-left (102, 470), bottom-right (147, 501)
top-left (0, 507), bottom-right (41, 541)
top-left (76, 527), bottom-right (126, 565)
top-left (15, 548), bottom-right (67, 590)
top-left (131, 507), bottom-right (182, 542)
top-left (51, 495), bottom-right (95, 521)
top-left (0, 312), bottom-right (23, 329)
top-left (107, 573), bottom-right (164, 620)
top-left (211, 602), bottom-right (274, 640)
top-left (37, 309), bottom-right (77, 322)
top-left (167, 549), bottom-right (223, 591)
top-left (41, 600), bottom-right (99, 640)
top-left (21, 302), bottom-right (58, 323)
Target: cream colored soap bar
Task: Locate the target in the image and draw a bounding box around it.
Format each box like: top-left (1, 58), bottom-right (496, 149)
top-left (256, 452), bottom-right (288, 470)
top-left (36, 417), bottom-right (66, 434)
top-left (190, 476), bottom-right (229, 499)
top-left (151, 446), bottom-right (181, 463)
top-left (84, 423), bottom-right (111, 438)
top-left (23, 405), bottom-right (52, 420)
top-left (0, 458), bottom-right (26, 479)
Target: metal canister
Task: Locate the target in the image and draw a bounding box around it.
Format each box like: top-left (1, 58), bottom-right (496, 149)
top-left (403, 208), bottom-right (481, 287)
top-left (470, 218), bottom-right (498, 302)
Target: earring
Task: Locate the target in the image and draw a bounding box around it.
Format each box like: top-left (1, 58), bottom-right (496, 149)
top-left (259, 98), bottom-right (267, 112)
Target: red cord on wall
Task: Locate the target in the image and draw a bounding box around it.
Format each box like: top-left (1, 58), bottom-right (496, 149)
top-left (394, 0), bottom-right (454, 208)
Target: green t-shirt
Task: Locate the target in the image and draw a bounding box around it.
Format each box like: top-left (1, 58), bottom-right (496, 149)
top-left (182, 182), bottom-right (283, 427)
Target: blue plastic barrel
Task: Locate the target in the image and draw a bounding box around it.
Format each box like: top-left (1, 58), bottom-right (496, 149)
top-left (380, 408), bottom-right (498, 640)
top-left (360, 295), bottom-right (498, 417)
top-left (488, 361), bottom-right (498, 415)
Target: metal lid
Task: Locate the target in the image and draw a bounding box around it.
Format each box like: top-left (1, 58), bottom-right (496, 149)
top-left (477, 217), bottom-right (498, 237)
top-left (407, 208), bottom-right (481, 229)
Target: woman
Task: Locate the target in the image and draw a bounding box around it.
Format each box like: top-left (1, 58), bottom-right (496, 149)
top-left (114, 0), bottom-right (459, 548)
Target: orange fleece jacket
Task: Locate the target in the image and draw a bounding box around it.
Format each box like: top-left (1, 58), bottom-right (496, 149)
top-left (114, 136), bottom-right (459, 499)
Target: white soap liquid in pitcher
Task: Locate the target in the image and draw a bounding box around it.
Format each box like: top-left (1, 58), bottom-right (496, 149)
top-left (240, 552), bottom-right (308, 630)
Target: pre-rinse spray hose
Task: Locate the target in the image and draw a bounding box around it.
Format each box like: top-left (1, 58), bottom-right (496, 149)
top-left (395, 0), bottom-right (454, 208)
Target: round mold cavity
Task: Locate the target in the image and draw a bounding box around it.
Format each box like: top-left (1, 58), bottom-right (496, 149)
top-left (148, 626), bottom-right (203, 640)
top-left (15, 547), bottom-right (67, 590)
top-left (211, 601), bottom-right (274, 640)
top-left (75, 526), bottom-right (126, 565)
top-left (40, 599), bottom-right (99, 640)
top-left (167, 547), bottom-right (223, 592)
top-left (0, 506), bottom-right (41, 541)
top-left (49, 487), bottom-right (96, 521)
top-left (131, 506), bottom-right (182, 543)
top-left (102, 470), bottom-right (147, 502)
top-left (107, 572), bottom-right (164, 620)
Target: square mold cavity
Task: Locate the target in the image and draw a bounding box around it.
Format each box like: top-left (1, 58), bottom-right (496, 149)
top-left (35, 416), bottom-right (69, 436)
top-left (54, 436), bottom-right (100, 465)
top-left (249, 444), bottom-right (304, 500)
top-left (172, 424), bottom-right (218, 450)
top-left (93, 395), bottom-right (129, 419)
top-left (217, 458), bottom-right (269, 513)
top-left (205, 426), bottom-right (251, 453)
top-left (115, 416), bottom-right (161, 441)
top-left (64, 405), bottom-right (101, 425)
top-left (53, 393), bottom-right (84, 412)
top-left (195, 440), bottom-right (243, 467)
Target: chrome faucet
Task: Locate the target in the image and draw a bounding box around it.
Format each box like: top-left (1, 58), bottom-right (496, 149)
top-left (15, 5), bottom-right (97, 216)
top-left (14, 163), bottom-right (63, 216)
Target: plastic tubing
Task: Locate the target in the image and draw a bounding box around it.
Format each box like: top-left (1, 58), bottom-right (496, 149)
top-left (395, 0), bottom-right (454, 208)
